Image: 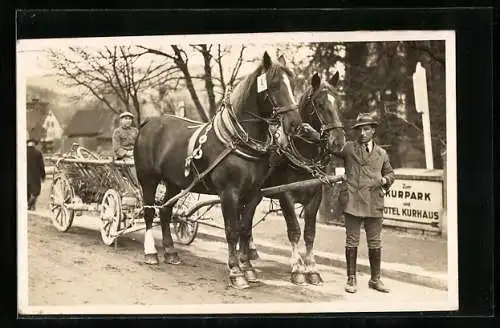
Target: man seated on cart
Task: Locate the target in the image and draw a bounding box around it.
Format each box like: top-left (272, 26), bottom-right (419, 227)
top-left (113, 111), bottom-right (139, 186)
top-left (113, 111), bottom-right (139, 162)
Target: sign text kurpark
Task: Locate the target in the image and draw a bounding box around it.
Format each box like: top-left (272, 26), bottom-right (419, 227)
top-left (383, 179), bottom-right (443, 223)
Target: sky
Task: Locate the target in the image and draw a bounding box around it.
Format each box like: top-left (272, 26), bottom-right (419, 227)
top-left (18, 42), bottom-right (312, 96)
top-left (17, 31), bottom-right (454, 99)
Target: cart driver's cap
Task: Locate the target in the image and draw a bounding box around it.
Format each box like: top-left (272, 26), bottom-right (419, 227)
top-left (120, 111), bottom-right (134, 119)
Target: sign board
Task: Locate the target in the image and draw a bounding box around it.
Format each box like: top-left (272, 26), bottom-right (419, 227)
top-left (412, 62), bottom-right (429, 114)
top-left (383, 178), bottom-right (443, 224)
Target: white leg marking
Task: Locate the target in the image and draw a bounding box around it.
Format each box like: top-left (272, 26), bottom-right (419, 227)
top-left (282, 73), bottom-right (297, 105)
top-left (289, 243), bottom-right (302, 272)
top-left (305, 250), bottom-right (317, 273)
top-left (144, 229), bottom-right (157, 255)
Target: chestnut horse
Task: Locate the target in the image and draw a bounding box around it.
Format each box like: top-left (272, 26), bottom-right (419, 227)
top-left (134, 52), bottom-right (303, 289)
top-left (243, 71), bottom-right (346, 285)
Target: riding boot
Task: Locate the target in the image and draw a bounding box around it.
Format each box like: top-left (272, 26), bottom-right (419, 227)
top-left (368, 248), bottom-right (390, 293)
top-left (344, 246), bottom-right (357, 293)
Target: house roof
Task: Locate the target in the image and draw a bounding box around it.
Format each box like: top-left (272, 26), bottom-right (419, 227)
top-left (65, 109), bottom-right (117, 138)
top-left (49, 105), bottom-right (74, 128)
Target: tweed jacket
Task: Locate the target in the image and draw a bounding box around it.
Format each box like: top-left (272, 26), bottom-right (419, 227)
top-left (337, 140), bottom-right (395, 218)
top-left (112, 126), bottom-right (139, 159)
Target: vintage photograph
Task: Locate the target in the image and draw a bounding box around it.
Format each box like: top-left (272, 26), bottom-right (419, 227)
top-left (17, 30), bottom-right (457, 314)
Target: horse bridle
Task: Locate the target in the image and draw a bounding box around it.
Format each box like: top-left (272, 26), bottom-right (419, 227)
top-left (307, 88), bottom-right (344, 137)
top-left (264, 90), bottom-right (298, 119)
top-left (219, 81), bottom-right (299, 155)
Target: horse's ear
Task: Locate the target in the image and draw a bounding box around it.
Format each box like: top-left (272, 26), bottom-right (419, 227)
top-left (311, 72), bottom-right (321, 90)
top-left (278, 54), bottom-right (287, 67)
top-left (329, 71), bottom-right (340, 87)
top-left (263, 51), bottom-right (272, 70)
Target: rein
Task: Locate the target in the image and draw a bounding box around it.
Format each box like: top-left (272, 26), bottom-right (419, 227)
top-left (214, 86), bottom-right (297, 159)
top-left (144, 83), bottom-right (300, 211)
top-left (272, 86), bottom-right (345, 186)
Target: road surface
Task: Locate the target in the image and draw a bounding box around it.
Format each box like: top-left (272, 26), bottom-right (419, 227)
top-left (21, 211), bottom-right (450, 314)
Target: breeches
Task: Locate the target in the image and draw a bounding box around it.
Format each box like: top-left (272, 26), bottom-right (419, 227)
top-left (344, 213), bottom-right (383, 249)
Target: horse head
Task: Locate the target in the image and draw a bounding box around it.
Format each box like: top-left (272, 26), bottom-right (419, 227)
top-left (253, 52), bottom-right (302, 137)
top-left (301, 71), bottom-right (346, 153)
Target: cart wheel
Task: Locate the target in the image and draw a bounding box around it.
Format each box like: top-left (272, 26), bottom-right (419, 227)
top-left (172, 216), bottom-right (199, 246)
top-left (172, 193), bottom-right (201, 245)
top-left (49, 175), bottom-right (75, 232)
top-left (100, 189), bottom-right (122, 246)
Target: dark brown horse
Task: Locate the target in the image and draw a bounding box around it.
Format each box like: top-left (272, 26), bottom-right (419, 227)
top-left (134, 52), bottom-right (302, 289)
top-left (243, 71), bottom-right (346, 285)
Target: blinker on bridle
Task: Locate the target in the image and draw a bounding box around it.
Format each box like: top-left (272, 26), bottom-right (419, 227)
top-left (307, 88), bottom-right (344, 136)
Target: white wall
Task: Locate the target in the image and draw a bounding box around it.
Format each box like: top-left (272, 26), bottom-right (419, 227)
top-left (42, 111), bottom-right (63, 141)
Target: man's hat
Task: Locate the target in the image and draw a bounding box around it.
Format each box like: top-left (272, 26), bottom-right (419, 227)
top-left (120, 111), bottom-right (134, 119)
top-left (27, 137), bottom-right (38, 145)
top-left (352, 112), bottom-right (379, 129)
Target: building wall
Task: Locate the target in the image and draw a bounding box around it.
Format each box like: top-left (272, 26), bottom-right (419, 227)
top-left (42, 111), bottom-right (64, 142)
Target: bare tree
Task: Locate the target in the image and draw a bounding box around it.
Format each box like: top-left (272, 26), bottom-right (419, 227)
top-left (47, 46), bottom-right (180, 125)
top-left (137, 44), bottom-right (247, 121)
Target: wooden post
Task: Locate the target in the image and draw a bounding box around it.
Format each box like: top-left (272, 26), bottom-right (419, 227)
top-left (413, 62), bottom-right (434, 169)
top-left (440, 150), bottom-right (448, 237)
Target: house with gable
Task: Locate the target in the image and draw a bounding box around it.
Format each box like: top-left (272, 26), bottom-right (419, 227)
top-left (26, 98), bottom-right (71, 153)
top-left (63, 109), bottom-right (118, 154)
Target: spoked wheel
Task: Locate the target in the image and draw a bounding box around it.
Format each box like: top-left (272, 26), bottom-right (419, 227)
top-left (172, 216), bottom-right (199, 246)
top-left (171, 193), bottom-right (201, 245)
top-left (49, 175), bottom-right (75, 232)
top-left (100, 189), bottom-right (122, 246)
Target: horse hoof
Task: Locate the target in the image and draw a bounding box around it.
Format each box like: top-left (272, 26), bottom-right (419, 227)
top-left (164, 253), bottom-right (181, 265)
top-left (291, 272), bottom-right (306, 285)
top-left (244, 269), bottom-right (259, 283)
top-left (144, 253), bottom-right (159, 265)
top-left (249, 249), bottom-right (260, 261)
top-left (229, 275), bottom-right (250, 289)
top-left (306, 272), bottom-right (324, 285)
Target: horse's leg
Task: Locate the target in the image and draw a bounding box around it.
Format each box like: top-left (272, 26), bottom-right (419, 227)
top-left (139, 175), bottom-right (160, 265)
top-left (239, 194), bottom-right (262, 282)
top-left (248, 235), bottom-right (260, 260)
top-left (220, 189), bottom-right (249, 289)
top-left (303, 187), bottom-right (323, 285)
top-left (279, 193), bottom-right (306, 285)
top-left (160, 186), bottom-right (181, 265)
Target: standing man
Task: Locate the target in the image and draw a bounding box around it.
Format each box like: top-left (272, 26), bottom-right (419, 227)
top-left (112, 111), bottom-right (139, 161)
top-left (336, 112), bottom-right (395, 294)
top-left (27, 138), bottom-right (46, 210)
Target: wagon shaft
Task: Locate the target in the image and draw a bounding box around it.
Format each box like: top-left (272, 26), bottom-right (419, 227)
top-left (260, 174), bottom-right (344, 196)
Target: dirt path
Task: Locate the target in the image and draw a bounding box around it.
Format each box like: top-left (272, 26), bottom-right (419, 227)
top-left (27, 214), bottom-right (343, 308)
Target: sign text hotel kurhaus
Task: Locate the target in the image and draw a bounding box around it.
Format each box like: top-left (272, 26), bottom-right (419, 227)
top-left (383, 178), bottom-right (443, 222)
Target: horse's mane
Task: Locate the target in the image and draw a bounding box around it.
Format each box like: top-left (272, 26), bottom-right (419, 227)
top-left (230, 62), bottom-right (294, 113)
